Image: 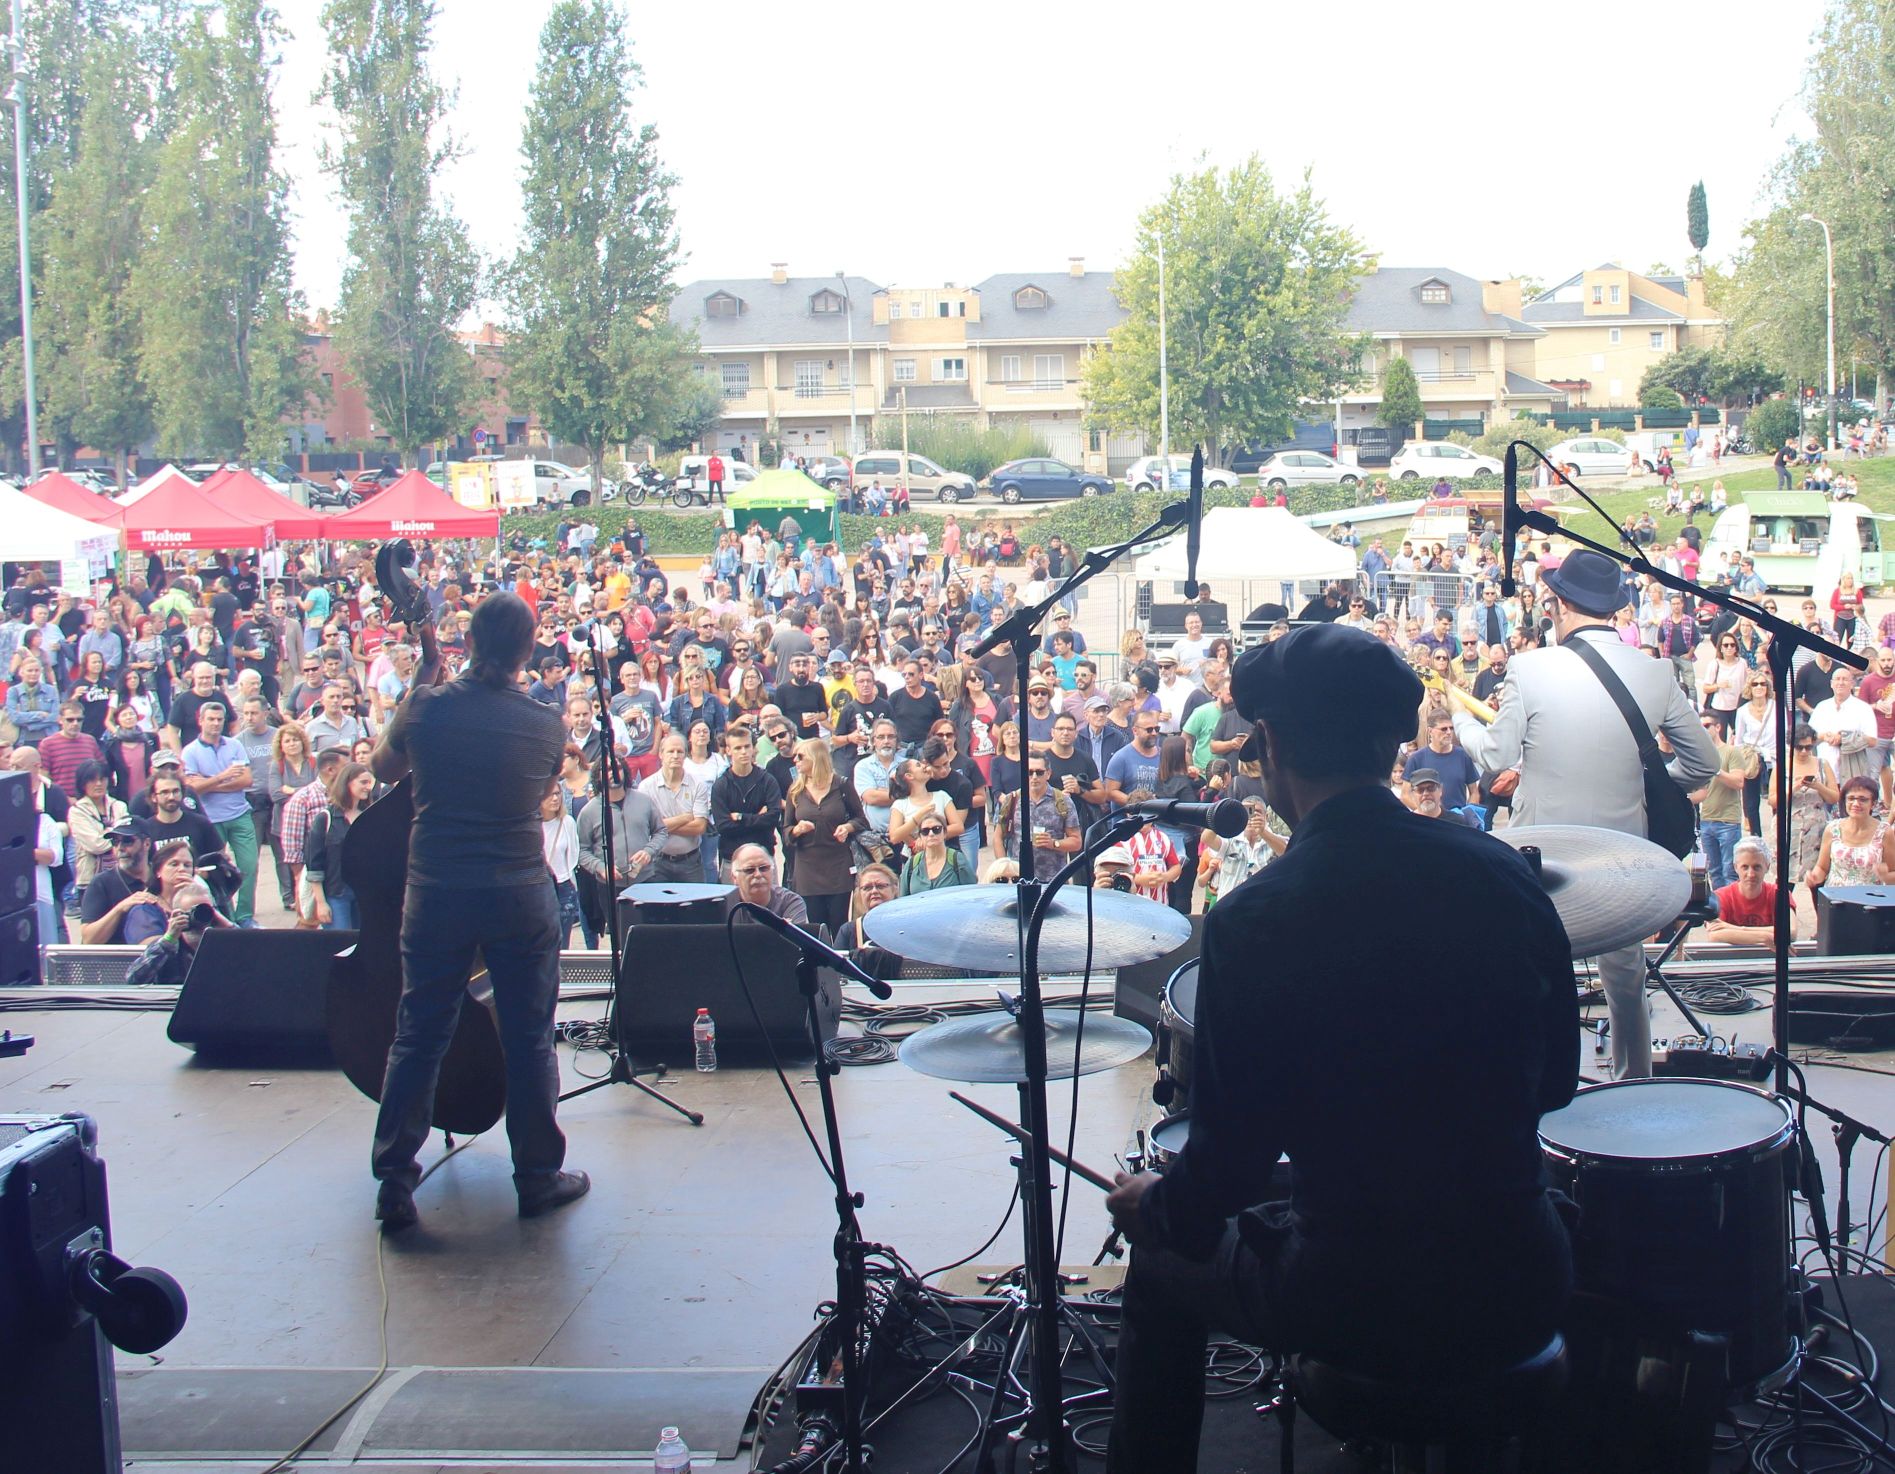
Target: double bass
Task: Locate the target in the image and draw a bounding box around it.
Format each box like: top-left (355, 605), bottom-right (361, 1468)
top-left (325, 540), bottom-right (507, 1134)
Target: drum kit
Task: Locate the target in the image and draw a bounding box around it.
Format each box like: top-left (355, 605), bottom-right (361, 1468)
top-left (864, 821), bottom-right (1892, 1470)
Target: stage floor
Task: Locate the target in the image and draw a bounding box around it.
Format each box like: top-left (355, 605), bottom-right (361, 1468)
top-left (2, 977), bottom-right (1890, 1472)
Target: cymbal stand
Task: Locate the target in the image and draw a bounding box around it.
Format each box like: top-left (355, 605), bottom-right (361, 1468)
top-left (558, 619), bottom-right (702, 1125)
top-left (967, 500), bottom-right (1192, 1473)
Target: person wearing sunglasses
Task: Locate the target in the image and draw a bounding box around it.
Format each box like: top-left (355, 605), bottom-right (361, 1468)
top-left (897, 813), bottom-right (974, 895)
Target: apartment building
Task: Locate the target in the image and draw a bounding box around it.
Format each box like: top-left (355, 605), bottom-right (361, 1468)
top-left (1522, 265), bottom-right (1725, 407)
top-left (671, 260), bottom-right (1120, 464)
top-left (1336, 267), bottom-right (1563, 435)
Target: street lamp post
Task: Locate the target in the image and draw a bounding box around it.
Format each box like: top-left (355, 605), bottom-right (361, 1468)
top-left (1156, 229), bottom-right (1169, 472)
top-left (1799, 212), bottom-right (1836, 454)
top-left (837, 269), bottom-right (856, 460)
top-left (9, 0), bottom-right (40, 478)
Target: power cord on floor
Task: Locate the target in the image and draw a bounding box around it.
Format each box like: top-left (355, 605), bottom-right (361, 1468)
top-left (255, 1132), bottom-right (480, 1474)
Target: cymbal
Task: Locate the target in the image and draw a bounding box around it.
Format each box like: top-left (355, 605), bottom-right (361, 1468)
top-left (900, 1008), bottom-right (1154, 1084)
top-left (861, 886), bottom-right (1192, 972)
top-left (1495, 825), bottom-right (1690, 958)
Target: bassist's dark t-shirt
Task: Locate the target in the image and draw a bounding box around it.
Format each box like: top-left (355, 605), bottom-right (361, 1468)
top-left (382, 677), bottom-right (564, 888)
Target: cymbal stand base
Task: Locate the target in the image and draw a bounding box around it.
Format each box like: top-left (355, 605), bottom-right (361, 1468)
top-left (559, 1051), bottom-right (704, 1126)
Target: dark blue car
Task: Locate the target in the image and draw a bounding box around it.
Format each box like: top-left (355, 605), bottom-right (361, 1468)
top-left (982, 457), bottom-right (1114, 504)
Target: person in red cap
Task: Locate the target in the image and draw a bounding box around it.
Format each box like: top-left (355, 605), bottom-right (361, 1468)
top-left (1104, 623), bottom-right (1578, 1474)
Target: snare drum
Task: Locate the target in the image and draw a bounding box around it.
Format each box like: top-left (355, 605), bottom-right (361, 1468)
top-left (1140, 1110), bottom-right (1291, 1200)
top-left (1539, 1077), bottom-right (1798, 1389)
top-left (1155, 959), bottom-right (1198, 1108)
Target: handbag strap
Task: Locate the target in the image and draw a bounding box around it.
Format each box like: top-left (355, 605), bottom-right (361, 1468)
top-left (1565, 634), bottom-right (1666, 773)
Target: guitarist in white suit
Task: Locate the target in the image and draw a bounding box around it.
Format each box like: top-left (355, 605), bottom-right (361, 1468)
top-left (1451, 549), bottom-right (1718, 1078)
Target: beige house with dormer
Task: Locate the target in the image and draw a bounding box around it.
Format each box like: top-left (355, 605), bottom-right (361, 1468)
top-left (1522, 265), bottom-right (1725, 407)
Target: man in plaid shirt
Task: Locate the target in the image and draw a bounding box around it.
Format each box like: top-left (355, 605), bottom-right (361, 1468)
top-left (280, 747), bottom-right (349, 917)
top-left (1656, 593), bottom-right (1699, 699)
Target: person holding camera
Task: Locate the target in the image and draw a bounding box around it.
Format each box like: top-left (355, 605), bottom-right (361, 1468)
top-left (1784, 720), bottom-right (1839, 910)
top-left (122, 862), bottom-right (233, 986)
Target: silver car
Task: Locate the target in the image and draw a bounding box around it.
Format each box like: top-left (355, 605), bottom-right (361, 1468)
top-left (1255, 450), bottom-right (1360, 491)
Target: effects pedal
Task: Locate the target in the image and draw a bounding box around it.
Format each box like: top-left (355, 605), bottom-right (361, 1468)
top-left (1651, 1037), bottom-right (1772, 1082)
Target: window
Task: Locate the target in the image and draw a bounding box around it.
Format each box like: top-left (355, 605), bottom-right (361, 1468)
top-left (321, 372), bottom-right (333, 390)
top-left (1000, 355), bottom-right (1023, 382)
top-left (1451, 346), bottom-right (1472, 375)
top-left (1608, 328), bottom-right (1622, 345)
top-left (938, 357), bottom-right (967, 382)
top-left (1033, 353), bottom-right (1065, 386)
top-left (720, 363), bottom-right (750, 396)
top-left (794, 360), bottom-right (824, 398)
top-left (893, 359), bottom-right (917, 383)
top-left (1419, 282), bottom-right (1450, 304)
top-left (1609, 285), bottom-right (1622, 305)
top-left (810, 290), bottom-right (844, 315)
top-left (1015, 286), bottom-right (1047, 310)
top-left (935, 300), bottom-right (964, 318)
top-left (1649, 332), bottom-right (1665, 351)
top-left (706, 292), bottom-right (741, 318)
top-left (910, 302), bottom-right (924, 318)
top-left (1591, 285), bottom-right (1604, 304)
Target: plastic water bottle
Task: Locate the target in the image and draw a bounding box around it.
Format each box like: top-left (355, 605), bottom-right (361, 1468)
top-left (653, 1425), bottom-right (692, 1472)
top-left (693, 1009), bottom-right (716, 1073)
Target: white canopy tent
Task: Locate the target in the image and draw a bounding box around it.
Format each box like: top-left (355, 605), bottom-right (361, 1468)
top-left (0, 480), bottom-right (120, 591)
top-left (1132, 507), bottom-right (1359, 584)
top-left (119, 462), bottom-right (189, 506)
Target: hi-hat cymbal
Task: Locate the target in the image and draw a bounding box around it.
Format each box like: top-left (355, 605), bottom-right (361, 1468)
top-left (1495, 825), bottom-right (1690, 958)
top-left (861, 886), bottom-right (1191, 972)
top-left (899, 1008), bottom-right (1154, 1084)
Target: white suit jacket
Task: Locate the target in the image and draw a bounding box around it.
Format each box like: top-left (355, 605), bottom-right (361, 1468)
top-left (1452, 626), bottom-right (1719, 838)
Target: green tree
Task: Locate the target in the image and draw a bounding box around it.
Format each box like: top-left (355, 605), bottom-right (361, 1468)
top-left (321, 0), bottom-right (480, 461)
top-left (129, 0), bottom-right (310, 459)
top-left (1687, 180), bottom-right (1709, 272)
top-left (499, 0), bottom-right (693, 490)
top-left (1747, 397), bottom-right (1801, 453)
top-left (38, 35), bottom-right (153, 481)
top-left (1081, 158), bottom-right (1372, 464)
top-left (1376, 356), bottom-right (1423, 432)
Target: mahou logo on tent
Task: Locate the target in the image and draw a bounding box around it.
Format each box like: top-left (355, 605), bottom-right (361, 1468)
top-left (142, 530), bottom-right (191, 546)
top-left (391, 520), bottom-right (435, 534)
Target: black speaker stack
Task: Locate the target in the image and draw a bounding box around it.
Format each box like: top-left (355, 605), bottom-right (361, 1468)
top-left (0, 771), bottom-right (41, 986)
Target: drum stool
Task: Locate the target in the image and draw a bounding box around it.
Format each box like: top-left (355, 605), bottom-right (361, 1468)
top-left (1273, 1332), bottom-right (1567, 1473)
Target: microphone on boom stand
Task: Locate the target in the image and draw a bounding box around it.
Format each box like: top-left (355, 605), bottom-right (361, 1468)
top-left (1500, 443), bottom-right (1519, 598)
top-left (1183, 445), bottom-right (1204, 600)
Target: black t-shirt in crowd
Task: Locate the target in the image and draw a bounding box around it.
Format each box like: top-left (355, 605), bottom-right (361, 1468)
top-left (775, 677), bottom-right (829, 739)
top-left (886, 685), bottom-right (944, 746)
top-left (167, 688), bottom-right (230, 739)
top-left (147, 806), bottom-right (226, 860)
top-left (383, 675), bottom-right (566, 889)
top-left (1043, 747), bottom-right (1100, 809)
top-left (926, 765), bottom-right (975, 824)
top-left (209, 589), bottom-right (240, 643)
top-left (1794, 659), bottom-right (1839, 713)
top-left (832, 695), bottom-right (892, 779)
top-left (79, 864), bottom-right (143, 941)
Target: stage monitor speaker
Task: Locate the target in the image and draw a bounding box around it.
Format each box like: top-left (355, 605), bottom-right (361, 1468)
top-left (0, 1112), bottom-right (121, 1474)
top-left (167, 928), bottom-right (353, 1059)
top-left (0, 770), bottom-right (32, 849)
top-left (1816, 885), bottom-right (1895, 956)
top-left (1111, 913), bottom-right (1202, 1032)
top-left (0, 841), bottom-right (32, 912)
top-left (617, 881), bottom-right (736, 928)
top-left (614, 921), bottom-right (839, 1065)
top-left (0, 906), bottom-right (40, 988)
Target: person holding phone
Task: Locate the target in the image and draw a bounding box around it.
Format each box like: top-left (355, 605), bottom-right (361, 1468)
top-left (1786, 720), bottom-right (1838, 912)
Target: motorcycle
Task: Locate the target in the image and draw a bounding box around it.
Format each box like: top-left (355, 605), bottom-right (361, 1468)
top-left (618, 462), bottom-right (667, 506)
top-left (307, 479), bottom-right (361, 509)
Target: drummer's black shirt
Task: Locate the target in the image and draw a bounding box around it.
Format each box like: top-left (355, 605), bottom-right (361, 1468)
top-left (1143, 783), bottom-right (1578, 1356)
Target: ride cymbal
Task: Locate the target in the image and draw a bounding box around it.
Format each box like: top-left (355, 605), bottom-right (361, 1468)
top-left (861, 886), bottom-right (1191, 972)
top-left (1495, 824), bottom-right (1691, 958)
top-left (899, 1008), bottom-right (1153, 1084)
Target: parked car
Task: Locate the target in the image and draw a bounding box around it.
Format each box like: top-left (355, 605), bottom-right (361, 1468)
top-left (1544, 437), bottom-right (1636, 478)
top-left (39, 467), bottom-right (117, 496)
top-left (1254, 450), bottom-right (1359, 491)
top-left (981, 457), bottom-right (1114, 503)
top-left (1388, 441), bottom-right (1504, 481)
top-left (849, 450), bottom-right (977, 504)
top-left (800, 454), bottom-right (853, 490)
top-left (673, 455), bottom-right (761, 499)
top-left (1122, 455), bottom-right (1241, 495)
top-left (351, 466), bottom-right (403, 496)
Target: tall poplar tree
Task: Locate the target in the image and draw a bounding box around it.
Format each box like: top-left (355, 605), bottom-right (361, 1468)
top-left (320, 0), bottom-right (479, 461)
top-left (129, 0), bottom-right (311, 459)
top-left (500, 0), bottom-right (693, 491)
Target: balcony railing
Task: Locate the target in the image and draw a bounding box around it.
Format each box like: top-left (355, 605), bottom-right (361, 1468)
top-left (990, 378), bottom-right (1077, 393)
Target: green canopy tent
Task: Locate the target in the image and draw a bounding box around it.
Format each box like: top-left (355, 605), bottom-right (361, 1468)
top-left (723, 469), bottom-right (839, 545)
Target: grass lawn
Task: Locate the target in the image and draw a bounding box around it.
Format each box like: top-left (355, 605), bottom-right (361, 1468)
top-left (1548, 457), bottom-right (1895, 549)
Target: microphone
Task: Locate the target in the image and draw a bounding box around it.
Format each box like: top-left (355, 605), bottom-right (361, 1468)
top-left (1120, 795), bottom-right (1248, 837)
top-left (1183, 445), bottom-right (1204, 600)
top-left (1500, 443), bottom-right (1519, 598)
top-left (733, 901), bottom-right (893, 999)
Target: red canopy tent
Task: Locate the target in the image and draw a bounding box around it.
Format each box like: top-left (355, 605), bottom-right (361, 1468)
top-left (205, 468), bottom-right (330, 539)
top-left (103, 472), bottom-right (275, 551)
top-left (320, 469), bottom-right (500, 539)
top-left (21, 472), bottom-right (119, 522)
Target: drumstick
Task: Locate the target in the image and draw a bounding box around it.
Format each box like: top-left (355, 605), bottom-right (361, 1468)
top-left (949, 1091), bottom-right (1118, 1192)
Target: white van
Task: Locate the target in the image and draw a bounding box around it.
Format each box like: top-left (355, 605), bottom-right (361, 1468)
top-left (1704, 491), bottom-right (1892, 605)
top-left (674, 455), bottom-right (760, 497)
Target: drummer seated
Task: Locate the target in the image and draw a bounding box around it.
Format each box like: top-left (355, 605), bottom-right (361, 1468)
top-left (1702, 838), bottom-right (1791, 947)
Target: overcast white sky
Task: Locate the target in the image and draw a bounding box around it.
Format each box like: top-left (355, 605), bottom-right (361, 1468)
top-left (269, 0), bottom-right (1825, 315)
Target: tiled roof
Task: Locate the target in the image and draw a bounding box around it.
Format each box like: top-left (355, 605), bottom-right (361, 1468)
top-left (1345, 268), bottom-right (1537, 336)
top-left (966, 272), bottom-right (1124, 342)
top-left (670, 276), bottom-right (884, 347)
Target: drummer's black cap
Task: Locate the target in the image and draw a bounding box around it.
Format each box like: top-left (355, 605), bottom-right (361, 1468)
top-left (1231, 624), bottom-right (1422, 742)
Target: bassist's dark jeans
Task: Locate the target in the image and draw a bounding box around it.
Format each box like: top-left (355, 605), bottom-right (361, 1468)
top-left (372, 881), bottom-right (566, 1194)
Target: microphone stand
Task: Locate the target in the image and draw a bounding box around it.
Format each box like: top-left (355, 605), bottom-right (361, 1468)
top-left (559, 618), bottom-right (703, 1126)
top-left (1504, 441), bottom-right (1864, 1097)
top-left (966, 500), bottom-right (1188, 1473)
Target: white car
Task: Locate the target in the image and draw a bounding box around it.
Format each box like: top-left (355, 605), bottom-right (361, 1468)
top-left (1122, 455), bottom-right (1241, 495)
top-left (1545, 437), bottom-right (1637, 478)
top-left (1388, 441), bottom-right (1502, 481)
top-left (1254, 450), bottom-right (1359, 491)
